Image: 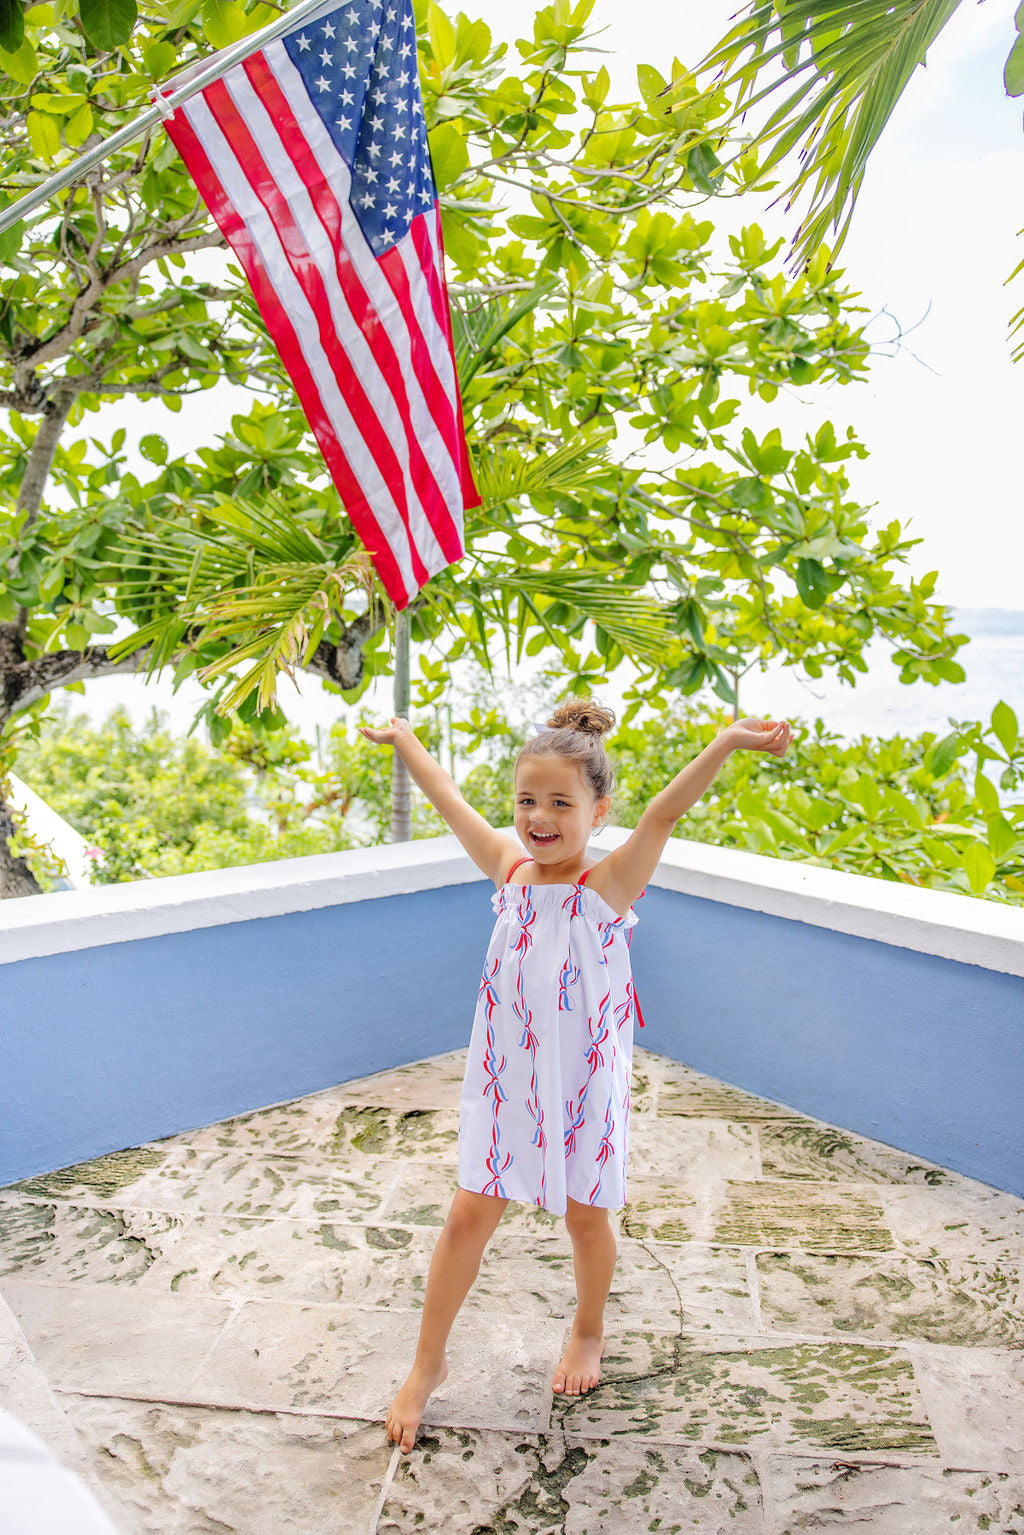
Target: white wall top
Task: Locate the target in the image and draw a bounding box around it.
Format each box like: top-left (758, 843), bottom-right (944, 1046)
top-left (0, 835), bottom-right (485, 965)
top-left (595, 829), bottom-right (1024, 979)
top-left (2, 827), bottom-right (1022, 977)
top-left (7, 774), bottom-right (94, 890)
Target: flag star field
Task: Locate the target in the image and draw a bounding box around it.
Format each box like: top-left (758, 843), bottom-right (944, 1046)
top-left (284, 0), bottom-right (436, 258)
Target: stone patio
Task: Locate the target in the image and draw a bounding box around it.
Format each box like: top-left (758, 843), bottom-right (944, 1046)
top-left (1, 1045), bottom-right (1023, 1534)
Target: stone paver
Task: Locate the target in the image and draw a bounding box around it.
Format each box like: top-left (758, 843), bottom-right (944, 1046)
top-left (58, 1396), bottom-right (393, 1535)
top-left (2, 1043), bottom-right (1022, 1534)
top-left (767, 1457), bottom-right (1024, 1533)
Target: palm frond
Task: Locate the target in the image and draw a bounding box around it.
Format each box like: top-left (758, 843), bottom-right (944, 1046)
top-left (472, 432), bottom-right (614, 508)
top-left (109, 494), bottom-right (372, 706)
top-left (437, 564), bottom-right (672, 665)
top-left (452, 277), bottom-right (558, 392)
top-left (700, 0), bottom-right (964, 266)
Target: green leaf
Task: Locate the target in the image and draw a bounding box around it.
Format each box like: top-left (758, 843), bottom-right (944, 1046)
top-left (848, 772), bottom-right (881, 820)
top-left (428, 121), bottom-right (469, 189)
top-left (0, 0), bottom-right (23, 53)
top-left (974, 772), bottom-right (1000, 816)
top-left (686, 141), bottom-right (722, 195)
top-left (65, 102), bottom-right (94, 148)
top-left (203, 0), bottom-right (252, 49)
top-left (991, 699), bottom-right (1018, 756)
top-left (140, 433), bottom-right (168, 465)
top-left (926, 731), bottom-right (961, 778)
top-left (986, 813), bottom-right (1016, 860)
top-left (428, 0), bottom-right (456, 66)
top-left (30, 91), bottom-right (89, 112)
top-left (961, 841), bottom-right (996, 895)
top-left (144, 39), bottom-right (177, 78)
top-left (1005, 32), bottom-right (1024, 95)
top-left (636, 62), bottom-right (667, 104)
top-left (0, 32), bottom-right (36, 82)
top-left (37, 559), bottom-right (65, 603)
top-left (794, 556), bottom-right (829, 609)
top-left (0, 205), bottom-right (23, 264)
top-left (583, 65), bottom-right (610, 108)
top-left (27, 111), bottom-right (60, 162)
top-left (79, 0), bottom-right (137, 50)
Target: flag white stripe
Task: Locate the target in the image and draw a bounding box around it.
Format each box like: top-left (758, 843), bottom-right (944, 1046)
top-left (396, 217), bottom-right (459, 410)
top-left (223, 65), bottom-right (449, 570)
top-left (268, 42), bottom-right (463, 508)
top-left (183, 91), bottom-right (421, 599)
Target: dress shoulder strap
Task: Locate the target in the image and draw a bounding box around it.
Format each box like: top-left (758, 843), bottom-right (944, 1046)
top-left (578, 867), bottom-right (591, 884)
top-left (503, 855), bottom-right (532, 884)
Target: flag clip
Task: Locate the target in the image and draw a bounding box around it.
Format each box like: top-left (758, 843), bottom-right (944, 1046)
top-left (151, 88), bottom-right (176, 122)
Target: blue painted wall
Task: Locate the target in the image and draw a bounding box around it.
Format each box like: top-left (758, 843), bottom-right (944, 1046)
top-left (3, 880), bottom-right (1022, 1195)
top-left (0, 884), bottom-right (494, 1185)
top-left (630, 887), bottom-right (1024, 1197)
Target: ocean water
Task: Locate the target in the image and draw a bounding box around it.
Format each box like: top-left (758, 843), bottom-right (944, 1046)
top-left (737, 609), bottom-right (1024, 743)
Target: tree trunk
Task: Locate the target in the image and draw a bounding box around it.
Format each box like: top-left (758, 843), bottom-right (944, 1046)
top-left (0, 790), bottom-right (43, 898)
top-left (0, 386), bottom-right (76, 893)
top-left (9, 386), bottom-right (76, 642)
top-left (390, 608), bottom-right (412, 842)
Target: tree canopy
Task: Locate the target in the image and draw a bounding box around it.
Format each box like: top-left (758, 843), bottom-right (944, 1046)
top-left (1, 0), bottom-right (968, 893)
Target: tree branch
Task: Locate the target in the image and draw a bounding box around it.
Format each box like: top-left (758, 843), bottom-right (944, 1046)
top-left (303, 601), bottom-right (388, 692)
top-left (0, 643), bottom-right (156, 731)
top-left (18, 228), bottom-right (226, 373)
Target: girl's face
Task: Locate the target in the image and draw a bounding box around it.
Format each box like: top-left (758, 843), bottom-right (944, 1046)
top-left (513, 755), bottom-right (610, 867)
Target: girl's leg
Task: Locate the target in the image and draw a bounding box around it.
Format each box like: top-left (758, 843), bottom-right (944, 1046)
top-left (553, 1197), bottom-right (617, 1396)
top-left (386, 1186), bottom-right (508, 1452)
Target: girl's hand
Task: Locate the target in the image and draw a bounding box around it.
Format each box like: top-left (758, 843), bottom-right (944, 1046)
top-left (359, 717), bottom-right (414, 746)
top-left (723, 717), bottom-right (792, 757)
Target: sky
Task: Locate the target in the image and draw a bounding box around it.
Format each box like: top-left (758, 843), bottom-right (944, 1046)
top-left (487, 0), bottom-right (1024, 610)
top-left (64, 0), bottom-right (1024, 737)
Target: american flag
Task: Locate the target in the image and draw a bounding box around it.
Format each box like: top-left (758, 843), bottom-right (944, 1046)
top-left (158, 0), bottom-right (478, 607)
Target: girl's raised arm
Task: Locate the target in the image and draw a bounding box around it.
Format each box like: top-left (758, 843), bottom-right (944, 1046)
top-left (590, 717), bottom-right (792, 915)
top-left (360, 718), bottom-right (520, 885)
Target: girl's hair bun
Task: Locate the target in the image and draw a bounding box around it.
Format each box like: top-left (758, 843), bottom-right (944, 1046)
top-left (547, 698), bottom-right (616, 739)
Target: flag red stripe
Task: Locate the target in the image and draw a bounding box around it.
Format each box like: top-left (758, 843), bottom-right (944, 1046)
top-left (409, 212), bottom-right (450, 345)
top-left (165, 105), bottom-right (411, 602)
top-left (430, 204), bottom-right (480, 509)
top-left (376, 242), bottom-right (466, 562)
top-left (200, 76), bottom-right (431, 592)
top-left (406, 211), bottom-right (478, 510)
top-left (239, 55), bottom-right (464, 563)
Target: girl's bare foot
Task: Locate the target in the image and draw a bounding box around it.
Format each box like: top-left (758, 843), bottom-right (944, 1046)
top-left (552, 1332), bottom-right (604, 1396)
top-left (385, 1356), bottom-right (449, 1453)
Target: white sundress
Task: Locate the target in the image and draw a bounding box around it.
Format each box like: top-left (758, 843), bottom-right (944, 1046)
top-left (457, 866), bottom-right (642, 1216)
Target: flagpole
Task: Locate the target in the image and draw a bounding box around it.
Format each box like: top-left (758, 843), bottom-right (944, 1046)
top-left (0, 0), bottom-right (333, 238)
top-left (389, 608), bottom-right (412, 843)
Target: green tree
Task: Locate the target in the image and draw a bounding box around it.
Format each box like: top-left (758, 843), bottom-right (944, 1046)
top-left (12, 700), bottom-right (449, 882)
top-left (1, 0), bottom-right (965, 895)
top-left (611, 699), bottom-right (1024, 902)
top-left (113, 5), bottom-right (962, 707)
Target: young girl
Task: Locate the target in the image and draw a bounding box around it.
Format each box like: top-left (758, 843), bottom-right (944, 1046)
top-left (360, 698), bottom-right (791, 1454)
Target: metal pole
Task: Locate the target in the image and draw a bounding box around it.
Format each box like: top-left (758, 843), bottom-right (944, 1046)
top-left (0, 0), bottom-right (333, 237)
top-left (389, 608), bottom-right (412, 843)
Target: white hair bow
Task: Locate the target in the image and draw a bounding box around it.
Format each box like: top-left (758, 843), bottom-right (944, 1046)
top-left (532, 721), bottom-right (553, 735)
